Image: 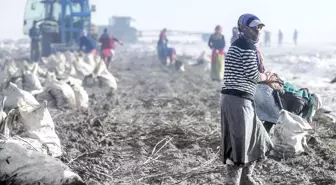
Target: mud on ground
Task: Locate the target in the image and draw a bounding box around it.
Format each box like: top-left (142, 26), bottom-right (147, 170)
top-left (52, 55), bottom-right (336, 185)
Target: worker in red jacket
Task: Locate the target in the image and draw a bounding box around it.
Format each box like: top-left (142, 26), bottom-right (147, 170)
top-left (99, 28), bottom-right (123, 66)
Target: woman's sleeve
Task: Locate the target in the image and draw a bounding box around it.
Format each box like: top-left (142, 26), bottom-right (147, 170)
top-left (208, 35), bottom-right (213, 49)
top-left (222, 35), bottom-right (226, 49)
top-left (241, 50), bottom-right (260, 82)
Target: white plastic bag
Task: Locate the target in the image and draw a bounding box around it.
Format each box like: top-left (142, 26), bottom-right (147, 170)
top-left (272, 110), bottom-right (312, 156)
top-left (73, 56), bottom-right (94, 77)
top-left (70, 83), bottom-right (89, 109)
top-left (83, 53), bottom-right (97, 68)
top-left (3, 82), bottom-right (40, 110)
top-left (4, 60), bottom-right (19, 77)
top-left (22, 64), bottom-right (43, 92)
top-left (83, 59), bottom-right (117, 91)
top-left (0, 140), bottom-right (84, 185)
top-left (18, 100), bottom-right (62, 157)
top-left (0, 97), bottom-right (84, 184)
top-left (43, 75), bottom-right (77, 109)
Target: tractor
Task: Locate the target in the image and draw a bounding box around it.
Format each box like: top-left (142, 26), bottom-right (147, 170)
top-left (98, 16), bottom-right (138, 43)
top-left (23, 0), bottom-right (96, 57)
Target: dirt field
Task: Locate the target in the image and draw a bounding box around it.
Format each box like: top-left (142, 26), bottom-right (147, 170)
top-left (51, 53), bottom-right (336, 185)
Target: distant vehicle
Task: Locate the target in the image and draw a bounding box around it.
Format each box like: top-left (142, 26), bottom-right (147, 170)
top-left (98, 16), bottom-right (138, 43)
top-left (22, 0), bottom-right (96, 57)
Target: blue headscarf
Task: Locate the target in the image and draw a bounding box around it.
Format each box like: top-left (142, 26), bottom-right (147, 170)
top-left (238, 13), bottom-right (264, 44)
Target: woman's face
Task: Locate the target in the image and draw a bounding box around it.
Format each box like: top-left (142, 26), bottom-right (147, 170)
top-left (253, 25), bottom-right (264, 39)
top-left (255, 25), bottom-right (264, 31)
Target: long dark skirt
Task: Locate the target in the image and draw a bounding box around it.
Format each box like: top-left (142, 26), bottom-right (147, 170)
top-left (220, 94), bottom-right (274, 165)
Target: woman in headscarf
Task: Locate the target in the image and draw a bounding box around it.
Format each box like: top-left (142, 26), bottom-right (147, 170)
top-left (157, 28), bottom-right (169, 65)
top-left (220, 14), bottom-right (275, 184)
top-left (208, 25), bottom-right (225, 81)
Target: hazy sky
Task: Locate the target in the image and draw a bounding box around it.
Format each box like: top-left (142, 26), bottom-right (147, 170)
top-left (1, 0), bottom-right (335, 42)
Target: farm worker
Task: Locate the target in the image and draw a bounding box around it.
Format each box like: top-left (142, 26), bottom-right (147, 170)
top-left (99, 28), bottom-right (123, 66)
top-left (208, 25), bottom-right (225, 81)
top-left (293, 29), bottom-right (298, 45)
top-left (79, 30), bottom-right (97, 55)
top-left (231, 27), bottom-right (239, 44)
top-left (278, 29), bottom-right (283, 46)
top-left (157, 28), bottom-right (168, 61)
top-left (29, 20), bottom-right (41, 61)
top-left (220, 13), bottom-right (274, 184)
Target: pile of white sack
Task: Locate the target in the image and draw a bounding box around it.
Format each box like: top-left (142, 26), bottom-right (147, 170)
top-left (0, 51), bottom-right (118, 110)
top-left (0, 86), bottom-right (84, 184)
top-left (0, 50), bottom-right (119, 184)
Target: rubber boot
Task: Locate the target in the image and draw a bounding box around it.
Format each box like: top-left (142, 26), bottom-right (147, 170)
top-left (240, 161), bottom-right (257, 185)
top-left (225, 165), bottom-right (243, 185)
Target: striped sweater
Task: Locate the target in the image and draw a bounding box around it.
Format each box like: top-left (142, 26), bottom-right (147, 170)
top-left (222, 37), bottom-right (260, 98)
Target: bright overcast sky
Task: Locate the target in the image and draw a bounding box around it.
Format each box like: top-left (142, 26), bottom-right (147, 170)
top-left (0, 0), bottom-right (335, 42)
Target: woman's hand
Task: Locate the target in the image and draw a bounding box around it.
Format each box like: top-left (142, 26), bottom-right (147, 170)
top-left (264, 72), bottom-right (284, 91)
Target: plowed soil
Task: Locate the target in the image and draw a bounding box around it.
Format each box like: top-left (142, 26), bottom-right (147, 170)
top-left (51, 53), bottom-right (336, 185)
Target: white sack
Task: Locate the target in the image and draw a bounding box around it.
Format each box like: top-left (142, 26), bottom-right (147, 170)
top-left (0, 139), bottom-right (84, 185)
top-left (3, 82), bottom-right (39, 110)
top-left (22, 65), bottom-right (43, 92)
top-left (83, 59), bottom-right (117, 91)
top-left (18, 100), bottom-right (62, 157)
top-left (70, 83), bottom-right (89, 109)
top-left (43, 74), bottom-right (76, 109)
top-left (273, 110), bottom-right (312, 156)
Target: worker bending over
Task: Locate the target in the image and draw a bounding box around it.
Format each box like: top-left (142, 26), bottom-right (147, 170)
top-left (79, 30), bottom-right (97, 55)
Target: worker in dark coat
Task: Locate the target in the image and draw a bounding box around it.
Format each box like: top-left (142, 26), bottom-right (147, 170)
top-left (157, 28), bottom-right (168, 49)
top-left (157, 28), bottom-right (169, 64)
top-left (29, 20), bottom-right (41, 61)
top-left (79, 30), bottom-right (97, 54)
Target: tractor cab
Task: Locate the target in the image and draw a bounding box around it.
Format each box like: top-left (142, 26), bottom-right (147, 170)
top-left (104, 16), bottom-right (138, 43)
top-left (23, 0), bottom-right (95, 57)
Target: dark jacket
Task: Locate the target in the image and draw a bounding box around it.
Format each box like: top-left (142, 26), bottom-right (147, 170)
top-left (29, 26), bottom-right (41, 48)
top-left (157, 31), bottom-right (168, 46)
top-left (208, 33), bottom-right (225, 50)
top-left (79, 36), bottom-right (96, 53)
